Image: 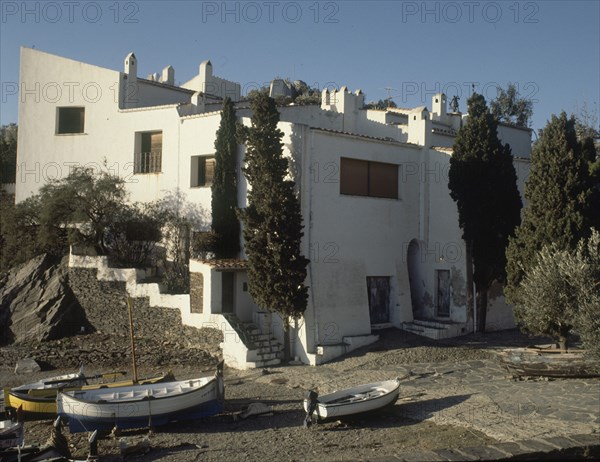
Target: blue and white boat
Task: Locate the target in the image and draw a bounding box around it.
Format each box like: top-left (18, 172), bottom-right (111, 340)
top-left (303, 378), bottom-right (401, 425)
top-left (57, 362), bottom-right (224, 433)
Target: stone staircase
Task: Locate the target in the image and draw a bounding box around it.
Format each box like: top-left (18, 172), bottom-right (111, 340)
top-left (241, 322), bottom-right (284, 368)
top-left (221, 314), bottom-right (284, 368)
top-left (402, 318), bottom-right (469, 340)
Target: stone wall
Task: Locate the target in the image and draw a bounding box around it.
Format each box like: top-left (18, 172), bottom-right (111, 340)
top-left (68, 268), bottom-right (220, 348)
top-left (190, 273), bottom-right (204, 313)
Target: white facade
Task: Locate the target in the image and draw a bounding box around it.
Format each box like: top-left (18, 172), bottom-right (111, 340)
top-left (16, 48), bottom-right (532, 366)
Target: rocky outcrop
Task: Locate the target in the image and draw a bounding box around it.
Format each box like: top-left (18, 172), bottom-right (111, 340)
top-left (0, 254), bottom-right (91, 344)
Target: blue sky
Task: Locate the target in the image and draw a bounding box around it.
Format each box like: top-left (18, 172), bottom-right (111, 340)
top-left (1, 0), bottom-right (599, 133)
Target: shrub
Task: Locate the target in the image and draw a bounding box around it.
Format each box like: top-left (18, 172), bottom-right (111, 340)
top-left (516, 229), bottom-right (600, 354)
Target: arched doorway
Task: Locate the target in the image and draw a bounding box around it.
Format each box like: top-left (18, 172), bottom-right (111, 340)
top-left (407, 239), bottom-right (426, 318)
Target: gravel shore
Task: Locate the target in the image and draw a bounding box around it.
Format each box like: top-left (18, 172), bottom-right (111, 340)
top-left (1, 327), bottom-right (556, 461)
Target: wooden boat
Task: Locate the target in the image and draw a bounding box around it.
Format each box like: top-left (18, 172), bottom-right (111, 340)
top-left (0, 420), bottom-right (24, 449)
top-left (303, 378), bottom-right (401, 425)
top-left (3, 372), bottom-right (173, 421)
top-left (0, 417), bottom-right (91, 462)
top-left (57, 362), bottom-right (224, 433)
top-left (11, 368), bottom-right (87, 394)
top-left (497, 347), bottom-right (600, 378)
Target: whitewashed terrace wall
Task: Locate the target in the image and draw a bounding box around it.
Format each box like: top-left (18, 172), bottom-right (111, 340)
top-left (68, 251), bottom-right (253, 369)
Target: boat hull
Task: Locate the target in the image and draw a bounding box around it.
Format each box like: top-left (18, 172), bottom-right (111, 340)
top-left (304, 379), bottom-right (401, 421)
top-left (3, 390), bottom-right (57, 421)
top-left (0, 420), bottom-right (24, 450)
top-left (11, 370), bottom-right (86, 394)
top-left (59, 396), bottom-right (223, 433)
top-left (58, 367), bottom-right (224, 433)
top-left (4, 374), bottom-right (172, 421)
top-left (497, 348), bottom-right (600, 378)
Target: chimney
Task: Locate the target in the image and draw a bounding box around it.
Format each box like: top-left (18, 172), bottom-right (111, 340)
top-left (161, 66), bottom-right (174, 85)
top-left (123, 52), bottom-right (137, 108)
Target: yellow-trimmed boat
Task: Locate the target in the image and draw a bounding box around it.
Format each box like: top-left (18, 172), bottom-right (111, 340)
top-left (4, 372), bottom-right (174, 421)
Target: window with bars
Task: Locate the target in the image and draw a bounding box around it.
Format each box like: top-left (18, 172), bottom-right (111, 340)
top-left (191, 156), bottom-right (216, 187)
top-left (340, 157), bottom-right (399, 199)
top-left (134, 131), bottom-right (162, 174)
top-left (57, 107), bottom-right (85, 134)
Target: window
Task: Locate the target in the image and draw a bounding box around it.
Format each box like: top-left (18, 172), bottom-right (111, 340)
top-left (340, 157), bottom-right (398, 199)
top-left (134, 131), bottom-right (162, 174)
top-left (57, 107), bottom-right (85, 134)
top-left (191, 156), bottom-right (216, 187)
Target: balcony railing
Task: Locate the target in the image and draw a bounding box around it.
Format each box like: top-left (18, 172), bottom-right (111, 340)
top-left (134, 151), bottom-right (162, 174)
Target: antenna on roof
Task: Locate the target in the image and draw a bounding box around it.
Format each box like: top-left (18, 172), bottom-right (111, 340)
top-left (384, 87), bottom-right (399, 108)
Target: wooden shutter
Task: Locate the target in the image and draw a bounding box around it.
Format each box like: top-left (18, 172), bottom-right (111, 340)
top-left (340, 157), bottom-right (369, 196)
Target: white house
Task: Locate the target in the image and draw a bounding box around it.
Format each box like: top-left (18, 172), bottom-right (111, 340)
top-left (16, 48), bottom-right (532, 368)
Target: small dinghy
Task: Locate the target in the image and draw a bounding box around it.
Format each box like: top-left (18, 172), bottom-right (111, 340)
top-left (11, 368), bottom-right (87, 394)
top-left (58, 362), bottom-right (224, 433)
top-left (497, 347), bottom-right (600, 378)
top-left (303, 378), bottom-right (402, 426)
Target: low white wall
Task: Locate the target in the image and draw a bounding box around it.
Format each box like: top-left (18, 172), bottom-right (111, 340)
top-left (305, 334), bottom-right (380, 366)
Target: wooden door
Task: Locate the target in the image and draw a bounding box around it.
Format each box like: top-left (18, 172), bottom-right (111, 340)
top-left (367, 277), bottom-right (390, 324)
top-left (436, 270), bottom-right (450, 317)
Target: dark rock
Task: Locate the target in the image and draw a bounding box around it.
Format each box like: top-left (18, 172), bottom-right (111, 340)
top-left (0, 254), bottom-right (91, 344)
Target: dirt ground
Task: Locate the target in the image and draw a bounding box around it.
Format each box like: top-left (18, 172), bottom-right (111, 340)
top-left (0, 328), bottom-right (548, 461)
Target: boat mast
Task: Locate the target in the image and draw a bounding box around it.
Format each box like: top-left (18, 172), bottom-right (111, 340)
top-left (126, 296), bottom-right (139, 383)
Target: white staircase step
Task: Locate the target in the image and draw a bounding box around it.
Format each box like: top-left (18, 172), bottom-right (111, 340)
top-left (247, 358), bottom-right (281, 368)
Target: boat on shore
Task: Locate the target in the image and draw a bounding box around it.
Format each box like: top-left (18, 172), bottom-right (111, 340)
top-left (10, 368), bottom-right (88, 394)
top-left (303, 378), bottom-right (402, 426)
top-left (4, 372), bottom-right (173, 421)
top-left (0, 417), bottom-right (92, 462)
top-left (58, 361), bottom-right (224, 433)
top-left (0, 420), bottom-right (24, 450)
top-left (497, 347), bottom-right (600, 378)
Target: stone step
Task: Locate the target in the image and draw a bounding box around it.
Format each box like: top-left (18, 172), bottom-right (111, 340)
top-left (257, 344), bottom-right (283, 354)
top-left (255, 351), bottom-right (281, 361)
top-left (412, 319), bottom-right (453, 330)
top-left (250, 333), bottom-right (272, 342)
top-left (246, 357), bottom-right (281, 368)
top-left (403, 323), bottom-right (425, 333)
top-left (252, 338), bottom-right (279, 348)
top-left (402, 321), bottom-right (468, 340)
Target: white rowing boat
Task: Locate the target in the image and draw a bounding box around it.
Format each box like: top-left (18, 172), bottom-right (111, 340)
top-left (11, 367), bottom-right (86, 393)
top-left (303, 378), bottom-right (401, 425)
top-left (57, 362), bottom-right (224, 433)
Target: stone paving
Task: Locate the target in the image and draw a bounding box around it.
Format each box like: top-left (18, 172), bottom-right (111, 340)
top-left (247, 351), bottom-right (600, 460)
top-left (393, 359), bottom-right (600, 442)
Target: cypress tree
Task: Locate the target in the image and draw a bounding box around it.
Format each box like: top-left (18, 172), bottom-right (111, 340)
top-left (239, 92), bottom-right (309, 361)
top-left (448, 93), bottom-right (522, 332)
top-left (506, 112), bottom-right (594, 307)
top-left (211, 97), bottom-right (240, 259)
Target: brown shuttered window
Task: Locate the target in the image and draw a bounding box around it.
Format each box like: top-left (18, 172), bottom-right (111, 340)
top-left (369, 160), bottom-right (398, 198)
top-left (340, 158), bottom-right (369, 196)
top-left (340, 157), bottom-right (398, 199)
top-left (191, 156), bottom-right (216, 187)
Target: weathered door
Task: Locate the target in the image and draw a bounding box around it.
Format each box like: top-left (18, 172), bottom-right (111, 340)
top-left (367, 277), bottom-right (390, 324)
top-left (222, 272), bottom-right (234, 313)
top-left (436, 270), bottom-right (450, 317)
